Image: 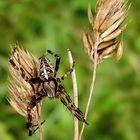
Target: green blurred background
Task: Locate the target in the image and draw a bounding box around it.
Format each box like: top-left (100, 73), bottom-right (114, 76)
top-left (0, 0), bottom-right (140, 140)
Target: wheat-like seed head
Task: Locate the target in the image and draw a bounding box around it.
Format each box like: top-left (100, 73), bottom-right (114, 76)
top-left (82, 0), bottom-right (129, 63)
top-left (8, 44), bottom-right (42, 124)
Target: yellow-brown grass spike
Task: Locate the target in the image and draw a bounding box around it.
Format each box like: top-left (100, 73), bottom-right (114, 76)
top-left (8, 44), bottom-right (42, 135)
top-left (82, 0), bottom-right (129, 63)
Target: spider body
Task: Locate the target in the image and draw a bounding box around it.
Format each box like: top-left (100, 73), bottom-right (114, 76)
top-left (9, 48), bottom-right (88, 136)
top-left (39, 56), bottom-right (55, 80)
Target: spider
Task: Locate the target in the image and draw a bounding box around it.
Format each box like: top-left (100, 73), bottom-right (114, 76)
top-left (9, 49), bottom-right (88, 136)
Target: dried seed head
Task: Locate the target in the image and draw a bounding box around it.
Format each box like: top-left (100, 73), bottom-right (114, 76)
top-left (82, 0), bottom-right (129, 63)
top-left (8, 44), bottom-right (42, 124)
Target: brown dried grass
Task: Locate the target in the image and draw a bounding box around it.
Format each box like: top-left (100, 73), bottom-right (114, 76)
top-left (8, 44), bottom-right (43, 140)
top-left (79, 0), bottom-right (129, 139)
top-left (82, 0), bottom-right (129, 63)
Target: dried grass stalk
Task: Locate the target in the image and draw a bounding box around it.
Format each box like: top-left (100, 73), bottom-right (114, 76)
top-left (79, 0), bottom-right (129, 139)
top-left (8, 44), bottom-right (43, 140)
top-left (83, 0), bottom-right (129, 63)
top-left (67, 49), bottom-right (79, 140)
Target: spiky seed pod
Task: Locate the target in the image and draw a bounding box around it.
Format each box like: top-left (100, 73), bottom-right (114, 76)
top-left (8, 44), bottom-right (42, 124)
top-left (82, 0), bottom-right (129, 63)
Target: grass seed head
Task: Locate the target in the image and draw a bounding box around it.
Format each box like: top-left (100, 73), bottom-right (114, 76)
top-left (8, 44), bottom-right (42, 124)
top-left (82, 0), bottom-right (129, 63)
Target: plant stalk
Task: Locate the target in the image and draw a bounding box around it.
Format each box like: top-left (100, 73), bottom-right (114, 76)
top-left (67, 49), bottom-right (79, 140)
top-left (79, 34), bottom-right (99, 140)
top-left (36, 105), bottom-right (43, 140)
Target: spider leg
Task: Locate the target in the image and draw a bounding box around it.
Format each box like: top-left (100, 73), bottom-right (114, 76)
top-left (9, 58), bottom-right (27, 81)
top-left (31, 120), bottom-right (46, 135)
top-left (47, 50), bottom-right (61, 77)
top-left (28, 77), bottom-right (42, 84)
top-left (9, 49), bottom-right (33, 81)
top-left (26, 92), bottom-right (46, 136)
top-left (60, 61), bottom-right (75, 82)
top-left (9, 56), bottom-right (40, 86)
top-left (32, 120), bottom-right (46, 127)
top-left (57, 85), bottom-right (88, 124)
top-left (26, 98), bottom-right (35, 136)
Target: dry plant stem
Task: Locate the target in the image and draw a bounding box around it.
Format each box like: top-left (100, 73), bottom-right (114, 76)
top-left (67, 49), bottom-right (79, 140)
top-left (79, 34), bottom-right (99, 140)
top-left (36, 105), bottom-right (43, 140)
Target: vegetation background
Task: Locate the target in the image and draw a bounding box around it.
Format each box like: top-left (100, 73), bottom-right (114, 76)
top-left (0, 0), bottom-right (140, 140)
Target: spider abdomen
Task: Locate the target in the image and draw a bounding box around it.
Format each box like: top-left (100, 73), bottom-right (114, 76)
top-left (43, 79), bottom-right (57, 99)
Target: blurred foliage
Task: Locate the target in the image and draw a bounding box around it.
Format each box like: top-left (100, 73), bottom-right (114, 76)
top-left (0, 0), bottom-right (140, 140)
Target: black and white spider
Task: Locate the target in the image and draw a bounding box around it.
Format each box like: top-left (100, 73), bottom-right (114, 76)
top-left (9, 48), bottom-right (88, 136)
